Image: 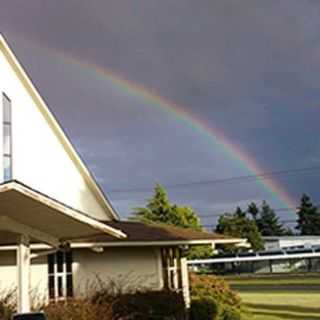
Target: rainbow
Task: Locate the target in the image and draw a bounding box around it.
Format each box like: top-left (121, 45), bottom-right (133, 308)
top-left (18, 35), bottom-right (297, 211)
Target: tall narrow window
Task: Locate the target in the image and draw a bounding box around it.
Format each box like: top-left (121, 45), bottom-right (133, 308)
top-left (161, 247), bottom-right (182, 291)
top-left (48, 251), bottom-right (73, 300)
top-left (2, 94), bottom-right (12, 181)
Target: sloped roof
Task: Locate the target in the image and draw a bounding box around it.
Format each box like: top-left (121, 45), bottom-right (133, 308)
top-left (0, 181), bottom-right (126, 247)
top-left (70, 221), bottom-right (242, 246)
top-left (0, 33), bottom-right (119, 220)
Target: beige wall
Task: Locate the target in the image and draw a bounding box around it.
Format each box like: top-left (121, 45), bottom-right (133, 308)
top-left (0, 247), bottom-right (163, 300)
top-left (0, 251), bottom-right (48, 302)
top-left (72, 247), bottom-right (163, 296)
top-left (0, 50), bottom-right (111, 220)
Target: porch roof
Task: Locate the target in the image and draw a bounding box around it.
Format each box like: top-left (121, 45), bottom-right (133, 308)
top-left (70, 221), bottom-right (245, 247)
top-left (0, 181), bottom-right (126, 247)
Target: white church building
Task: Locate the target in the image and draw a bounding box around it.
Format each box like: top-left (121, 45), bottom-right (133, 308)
top-left (0, 34), bottom-right (242, 313)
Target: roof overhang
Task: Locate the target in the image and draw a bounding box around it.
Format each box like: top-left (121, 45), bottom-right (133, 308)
top-left (70, 238), bottom-right (247, 248)
top-left (0, 181), bottom-right (126, 247)
top-left (0, 238), bottom-right (247, 251)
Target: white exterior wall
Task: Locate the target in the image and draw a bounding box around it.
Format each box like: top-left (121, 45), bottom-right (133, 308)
top-left (0, 251), bottom-right (48, 302)
top-left (264, 237), bottom-right (320, 251)
top-left (0, 50), bottom-right (111, 220)
top-left (0, 247), bottom-right (163, 301)
top-left (279, 238), bottom-right (320, 249)
top-left (72, 247), bottom-right (163, 296)
top-left (264, 241), bottom-right (280, 251)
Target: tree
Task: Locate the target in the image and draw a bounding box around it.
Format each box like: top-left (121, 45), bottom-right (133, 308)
top-left (256, 201), bottom-right (286, 236)
top-left (131, 184), bottom-right (202, 229)
top-left (296, 194), bottom-right (320, 235)
top-left (130, 184), bottom-right (211, 258)
top-left (215, 208), bottom-right (264, 252)
top-left (247, 202), bottom-right (259, 221)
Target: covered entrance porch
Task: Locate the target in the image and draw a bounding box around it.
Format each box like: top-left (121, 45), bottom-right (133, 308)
top-left (0, 181), bottom-right (126, 313)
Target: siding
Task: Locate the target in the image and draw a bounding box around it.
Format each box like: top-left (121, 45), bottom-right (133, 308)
top-left (72, 247), bottom-right (163, 296)
top-left (0, 50), bottom-right (110, 220)
top-left (0, 247), bottom-right (163, 300)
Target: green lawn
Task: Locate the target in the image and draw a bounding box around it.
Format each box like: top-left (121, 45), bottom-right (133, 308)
top-left (224, 274), bottom-right (320, 320)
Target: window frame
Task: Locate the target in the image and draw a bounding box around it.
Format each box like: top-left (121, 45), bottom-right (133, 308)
top-left (48, 251), bottom-right (73, 300)
top-left (2, 93), bottom-right (12, 181)
top-left (161, 247), bottom-right (182, 291)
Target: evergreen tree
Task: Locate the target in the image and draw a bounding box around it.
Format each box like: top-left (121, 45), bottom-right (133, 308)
top-left (296, 194), bottom-right (320, 235)
top-left (131, 184), bottom-right (211, 258)
top-left (132, 184), bottom-right (176, 225)
top-left (131, 184), bottom-right (202, 229)
top-left (235, 206), bottom-right (246, 218)
top-left (215, 209), bottom-right (264, 252)
top-left (256, 201), bottom-right (286, 236)
top-left (247, 202), bottom-right (259, 221)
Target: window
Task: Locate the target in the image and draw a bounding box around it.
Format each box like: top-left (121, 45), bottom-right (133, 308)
top-left (161, 247), bottom-right (182, 291)
top-left (48, 251), bottom-right (73, 300)
top-left (2, 94), bottom-right (12, 181)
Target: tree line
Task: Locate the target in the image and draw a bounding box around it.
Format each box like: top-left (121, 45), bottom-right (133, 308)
top-left (130, 184), bottom-right (320, 255)
top-left (215, 194), bottom-right (320, 251)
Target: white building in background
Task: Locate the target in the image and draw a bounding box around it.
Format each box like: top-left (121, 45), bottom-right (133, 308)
top-left (0, 34), bottom-right (243, 312)
top-left (263, 236), bottom-right (320, 251)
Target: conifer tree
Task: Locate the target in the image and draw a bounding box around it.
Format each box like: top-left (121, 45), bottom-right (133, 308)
top-left (216, 208), bottom-right (264, 252)
top-left (247, 202), bottom-right (259, 221)
top-left (257, 201), bottom-right (286, 236)
top-left (296, 194), bottom-right (320, 235)
top-left (131, 184), bottom-right (211, 258)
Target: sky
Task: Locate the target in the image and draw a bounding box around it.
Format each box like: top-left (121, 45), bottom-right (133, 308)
top-left (0, 0), bottom-right (319, 228)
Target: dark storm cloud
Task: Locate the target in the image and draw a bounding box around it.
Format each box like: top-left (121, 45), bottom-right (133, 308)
top-left (0, 0), bottom-right (319, 219)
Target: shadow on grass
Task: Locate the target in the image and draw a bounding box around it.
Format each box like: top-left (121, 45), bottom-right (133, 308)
top-left (246, 303), bottom-right (320, 314)
top-left (251, 310), bottom-right (320, 320)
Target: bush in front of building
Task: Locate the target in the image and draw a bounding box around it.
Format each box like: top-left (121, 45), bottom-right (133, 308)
top-left (92, 288), bottom-right (186, 320)
top-left (43, 289), bottom-right (186, 320)
top-left (0, 288), bottom-right (16, 320)
top-left (190, 296), bottom-right (219, 320)
top-left (44, 298), bottom-right (112, 320)
top-left (190, 273), bottom-right (244, 320)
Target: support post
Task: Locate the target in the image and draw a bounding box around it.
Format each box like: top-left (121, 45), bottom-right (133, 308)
top-left (269, 259), bottom-right (273, 274)
top-left (17, 234), bottom-right (30, 313)
top-left (181, 257), bottom-right (190, 309)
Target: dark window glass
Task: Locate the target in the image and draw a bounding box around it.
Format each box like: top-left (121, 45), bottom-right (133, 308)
top-left (66, 251), bottom-right (72, 273)
top-left (57, 276), bottom-right (63, 297)
top-left (48, 275), bottom-right (55, 299)
top-left (57, 251), bottom-right (64, 273)
top-left (66, 274), bottom-right (73, 297)
top-left (48, 254), bottom-right (55, 274)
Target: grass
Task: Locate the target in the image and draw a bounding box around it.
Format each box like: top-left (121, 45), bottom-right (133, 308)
top-left (224, 273), bottom-right (320, 320)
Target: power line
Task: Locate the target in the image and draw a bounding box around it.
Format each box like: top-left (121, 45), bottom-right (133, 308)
top-left (197, 204), bottom-right (320, 219)
top-left (108, 166), bottom-right (320, 194)
top-left (203, 219), bottom-right (298, 229)
top-left (197, 207), bottom-right (298, 218)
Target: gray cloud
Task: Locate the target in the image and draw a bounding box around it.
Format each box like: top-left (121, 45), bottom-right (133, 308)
top-left (0, 0), bottom-right (319, 219)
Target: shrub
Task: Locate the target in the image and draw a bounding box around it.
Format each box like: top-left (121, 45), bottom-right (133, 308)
top-left (44, 285), bottom-right (185, 320)
top-left (0, 275), bottom-right (186, 320)
top-left (190, 296), bottom-right (219, 320)
top-left (190, 274), bottom-right (244, 320)
top-left (92, 288), bottom-right (186, 320)
top-left (44, 298), bottom-right (112, 320)
top-left (220, 306), bottom-right (242, 320)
